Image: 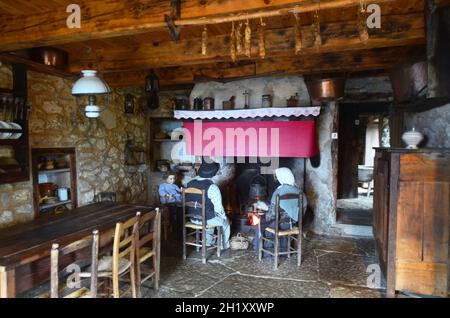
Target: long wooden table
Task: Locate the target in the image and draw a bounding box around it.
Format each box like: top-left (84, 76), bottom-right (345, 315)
top-left (0, 202), bottom-right (154, 298)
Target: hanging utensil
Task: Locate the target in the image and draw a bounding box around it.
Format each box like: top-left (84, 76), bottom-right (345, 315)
top-left (245, 19), bottom-right (252, 58)
top-left (230, 21), bottom-right (237, 62)
top-left (236, 21), bottom-right (243, 54)
top-left (358, 0), bottom-right (369, 44)
top-left (201, 25), bottom-right (208, 55)
top-left (294, 13), bottom-right (303, 55)
top-left (313, 8), bottom-right (322, 51)
top-left (258, 18), bottom-right (266, 59)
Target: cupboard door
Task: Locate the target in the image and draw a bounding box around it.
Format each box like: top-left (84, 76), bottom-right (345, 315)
top-left (396, 181), bottom-right (449, 296)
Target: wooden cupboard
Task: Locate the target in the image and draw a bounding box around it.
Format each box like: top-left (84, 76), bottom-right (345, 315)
top-left (373, 148), bottom-right (450, 297)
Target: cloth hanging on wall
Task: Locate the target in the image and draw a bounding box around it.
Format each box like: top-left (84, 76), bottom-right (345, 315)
top-left (182, 120), bottom-right (319, 158)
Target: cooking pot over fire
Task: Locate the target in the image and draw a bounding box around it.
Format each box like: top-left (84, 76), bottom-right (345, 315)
top-left (249, 175), bottom-right (267, 200)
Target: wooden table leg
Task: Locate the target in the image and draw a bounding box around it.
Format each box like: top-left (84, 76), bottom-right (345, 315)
top-left (0, 269), bottom-right (16, 298)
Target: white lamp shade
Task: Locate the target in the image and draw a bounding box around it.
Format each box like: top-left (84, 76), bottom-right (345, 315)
top-left (84, 105), bottom-right (101, 118)
top-left (72, 70), bottom-right (110, 95)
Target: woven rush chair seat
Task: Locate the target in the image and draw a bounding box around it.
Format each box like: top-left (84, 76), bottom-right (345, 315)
top-left (93, 256), bottom-right (131, 277)
top-left (265, 226), bottom-right (300, 236)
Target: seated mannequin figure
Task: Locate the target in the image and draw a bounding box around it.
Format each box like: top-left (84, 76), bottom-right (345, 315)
top-left (159, 172), bottom-right (181, 204)
top-left (253, 167), bottom-right (307, 254)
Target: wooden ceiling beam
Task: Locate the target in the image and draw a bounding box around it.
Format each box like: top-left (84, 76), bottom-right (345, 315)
top-left (69, 13), bottom-right (424, 73)
top-left (0, 0), bottom-right (396, 52)
top-left (103, 45), bottom-right (425, 87)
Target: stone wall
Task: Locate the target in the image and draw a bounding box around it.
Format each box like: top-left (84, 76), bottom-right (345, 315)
top-left (190, 76), bottom-right (338, 235)
top-left (404, 103), bottom-right (450, 148)
top-left (0, 63), bottom-right (148, 228)
top-left (305, 102), bottom-right (339, 235)
top-left (191, 76), bottom-right (311, 109)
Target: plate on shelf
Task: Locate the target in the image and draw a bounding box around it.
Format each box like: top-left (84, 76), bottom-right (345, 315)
top-left (9, 122), bottom-right (22, 139)
top-left (0, 121), bottom-right (12, 139)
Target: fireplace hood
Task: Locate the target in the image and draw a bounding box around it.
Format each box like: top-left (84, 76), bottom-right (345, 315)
top-left (389, 3), bottom-right (450, 112)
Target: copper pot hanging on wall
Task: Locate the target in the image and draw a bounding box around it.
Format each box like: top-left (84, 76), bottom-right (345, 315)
top-left (305, 78), bottom-right (346, 102)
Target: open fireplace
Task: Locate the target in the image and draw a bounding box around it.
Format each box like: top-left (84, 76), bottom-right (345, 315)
top-left (223, 158), bottom-right (306, 235)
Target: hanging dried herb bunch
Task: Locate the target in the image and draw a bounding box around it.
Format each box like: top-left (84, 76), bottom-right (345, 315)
top-left (258, 18), bottom-right (266, 59)
top-left (313, 9), bottom-right (322, 51)
top-left (201, 25), bottom-right (208, 55)
top-left (230, 21), bottom-right (237, 62)
top-left (294, 12), bottom-right (302, 55)
top-left (236, 21), bottom-right (243, 54)
top-left (245, 19), bottom-right (252, 58)
top-left (358, 0), bottom-right (369, 44)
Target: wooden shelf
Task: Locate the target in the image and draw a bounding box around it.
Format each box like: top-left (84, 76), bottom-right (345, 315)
top-left (0, 53), bottom-right (76, 80)
top-left (0, 138), bottom-right (27, 146)
top-left (153, 139), bottom-right (180, 142)
top-left (38, 168), bottom-right (71, 175)
top-left (39, 200), bottom-right (71, 210)
top-left (0, 87), bottom-right (13, 94)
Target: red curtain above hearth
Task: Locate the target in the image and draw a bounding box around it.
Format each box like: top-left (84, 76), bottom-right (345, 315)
top-left (183, 120), bottom-right (319, 158)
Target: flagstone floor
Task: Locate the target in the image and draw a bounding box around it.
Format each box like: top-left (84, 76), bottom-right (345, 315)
top-left (142, 233), bottom-right (386, 298)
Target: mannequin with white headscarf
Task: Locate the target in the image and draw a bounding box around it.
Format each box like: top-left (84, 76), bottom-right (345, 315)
top-left (253, 167), bottom-right (307, 253)
top-left (264, 167), bottom-right (307, 222)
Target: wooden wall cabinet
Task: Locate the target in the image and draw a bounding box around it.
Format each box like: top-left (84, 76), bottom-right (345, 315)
top-left (373, 148), bottom-right (450, 297)
top-left (31, 147), bottom-right (77, 217)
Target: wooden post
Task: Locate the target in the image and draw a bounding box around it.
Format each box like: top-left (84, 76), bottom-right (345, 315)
top-left (274, 195), bottom-right (280, 270)
top-left (216, 225), bottom-right (221, 257)
top-left (50, 244), bottom-right (59, 298)
top-left (0, 269), bottom-right (16, 298)
top-left (90, 230), bottom-right (99, 298)
top-left (297, 194), bottom-right (303, 266)
top-left (155, 208), bottom-right (161, 290)
top-left (201, 191), bottom-right (207, 264)
top-left (182, 189), bottom-right (187, 260)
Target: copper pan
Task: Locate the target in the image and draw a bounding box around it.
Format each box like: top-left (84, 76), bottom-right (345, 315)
top-left (306, 78), bottom-right (346, 102)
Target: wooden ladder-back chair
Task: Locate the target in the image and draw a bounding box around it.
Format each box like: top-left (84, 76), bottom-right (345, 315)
top-left (182, 187), bottom-right (221, 264)
top-left (92, 214), bottom-right (139, 298)
top-left (50, 230), bottom-right (99, 298)
top-left (258, 193), bottom-right (304, 270)
top-left (134, 208), bottom-right (161, 297)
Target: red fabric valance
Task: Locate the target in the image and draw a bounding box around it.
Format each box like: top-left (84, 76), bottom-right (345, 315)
top-left (183, 120), bottom-right (318, 158)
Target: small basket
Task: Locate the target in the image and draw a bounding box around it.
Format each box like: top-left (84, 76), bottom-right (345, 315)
top-left (230, 233), bottom-right (249, 250)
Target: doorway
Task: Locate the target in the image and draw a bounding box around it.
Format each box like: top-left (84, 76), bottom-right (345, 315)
top-left (337, 103), bottom-right (390, 228)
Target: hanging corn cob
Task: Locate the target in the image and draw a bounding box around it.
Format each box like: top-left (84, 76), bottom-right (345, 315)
top-left (236, 22), bottom-right (243, 55)
top-left (245, 19), bottom-right (252, 58)
top-left (201, 26), bottom-right (208, 55)
top-left (230, 21), bottom-right (237, 62)
top-left (258, 18), bottom-right (266, 59)
top-left (294, 13), bottom-right (302, 55)
top-left (358, 0), bottom-right (369, 44)
top-left (313, 9), bottom-right (322, 51)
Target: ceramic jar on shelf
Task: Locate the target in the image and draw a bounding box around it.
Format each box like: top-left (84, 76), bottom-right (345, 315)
top-left (402, 127), bottom-right (424, 149)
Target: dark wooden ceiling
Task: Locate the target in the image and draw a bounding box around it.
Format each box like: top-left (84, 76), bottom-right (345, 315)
top-left (0, 0), bottom-right (444, 88)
